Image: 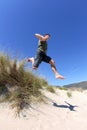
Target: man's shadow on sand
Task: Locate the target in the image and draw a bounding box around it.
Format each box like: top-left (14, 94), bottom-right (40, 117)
top-left (44, 96), bottom-right (78, 111)
top-left (53, 101), bottom-right (78, 111)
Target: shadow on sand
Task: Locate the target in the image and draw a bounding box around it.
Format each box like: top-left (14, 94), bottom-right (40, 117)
top-left (44, 96), bottom-right (78, 111)
top-left (53, 101), bottom-right (78, 111)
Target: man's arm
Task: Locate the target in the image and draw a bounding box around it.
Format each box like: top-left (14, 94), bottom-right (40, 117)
top-left (35, 33), bottom-right (46, 41)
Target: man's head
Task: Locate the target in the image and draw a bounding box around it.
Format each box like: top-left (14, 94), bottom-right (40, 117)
top-left (44, 33), bottom-right (51, 40)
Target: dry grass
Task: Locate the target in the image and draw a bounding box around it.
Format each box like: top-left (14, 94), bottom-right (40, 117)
top-left (0, 53), bottom-right (48, 116)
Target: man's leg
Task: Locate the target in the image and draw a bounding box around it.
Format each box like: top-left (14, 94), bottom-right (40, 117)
top-left (27, 57), bottom-right (37, 69)
top-left (49, 59), bottom-right (64, 79)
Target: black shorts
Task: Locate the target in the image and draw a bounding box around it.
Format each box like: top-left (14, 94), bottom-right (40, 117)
top-left (33, 50), bottom-right (52, 68)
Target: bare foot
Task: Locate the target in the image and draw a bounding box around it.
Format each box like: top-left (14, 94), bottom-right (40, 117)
top-left (55, 74), bottom-right (65, 79)
top-left (27, 57), bottom-right (34, 64)
top-left (27, 57), bottom-right (37, 70)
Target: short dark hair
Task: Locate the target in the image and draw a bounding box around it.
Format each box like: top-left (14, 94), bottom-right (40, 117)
top-left (44, 33), bottom-right (51, 37)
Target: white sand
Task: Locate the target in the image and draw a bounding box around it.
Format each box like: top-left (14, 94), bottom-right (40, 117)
top-left (0, 89), bottom-right (87, 130)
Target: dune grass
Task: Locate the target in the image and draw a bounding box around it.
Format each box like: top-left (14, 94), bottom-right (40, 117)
top-left (67, 91), bottom-right (72, 98)
top-left (58, 87), bottom-right (68, 91)
top-left (0, 53), bottom-right (49, 115)
top-left (45, 85), bottom-right (55, 93)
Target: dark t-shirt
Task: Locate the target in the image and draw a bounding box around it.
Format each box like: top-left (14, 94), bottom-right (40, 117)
top-left (38, 40), bottom-right (47, 53)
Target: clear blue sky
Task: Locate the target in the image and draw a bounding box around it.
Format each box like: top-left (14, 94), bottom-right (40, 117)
top-left (0, 0), bottom-right (87, 86)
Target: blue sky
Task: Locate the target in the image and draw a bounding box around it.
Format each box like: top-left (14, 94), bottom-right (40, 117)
top-left (0, 0), bottom-right (87, 86)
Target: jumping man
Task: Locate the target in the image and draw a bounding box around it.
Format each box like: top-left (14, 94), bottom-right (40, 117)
top-left (27, 33), bottom-right (64, 79)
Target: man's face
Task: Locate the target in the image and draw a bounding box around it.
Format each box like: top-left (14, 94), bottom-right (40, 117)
top-left (45, 35), bottom-right (50, 40)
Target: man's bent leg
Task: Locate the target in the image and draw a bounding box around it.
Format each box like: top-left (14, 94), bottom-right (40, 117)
top-left (49, 59), bottom-right (64, 79)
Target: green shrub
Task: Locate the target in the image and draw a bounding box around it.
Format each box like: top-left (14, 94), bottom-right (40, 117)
top-left (59, 87), bottom-right (68, 91)
top-left (67, 91), bottom-right (72, 98)
top-left (46, 86), bottom-right (55, 93)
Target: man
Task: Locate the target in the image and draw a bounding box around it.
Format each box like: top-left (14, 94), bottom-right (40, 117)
top-left (27, 33), bottom-right (64, 79)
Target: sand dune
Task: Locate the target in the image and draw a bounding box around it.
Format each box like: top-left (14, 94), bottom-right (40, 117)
top-left (0, 89), bottom-right (87, 130)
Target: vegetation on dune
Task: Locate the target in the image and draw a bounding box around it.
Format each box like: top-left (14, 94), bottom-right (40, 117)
top-left (45, 85), bottom-right (55, 93)
top-left (67, 91), bottom-right (72, 98)
top-left (58, 87), bottom-right (68, 91)
top-left (0, 52), bottom-right (50, 115)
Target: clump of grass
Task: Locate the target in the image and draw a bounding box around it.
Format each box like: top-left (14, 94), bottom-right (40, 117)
top-left (67, 91), bottom-right (72, 98)
top-left (0, 52), bottom-right (48, 116)
top-left (45, 85), bottom-right (55, 93)
top-left (59, 87), bottom-right (68, 91)
top-left (38, 78), bottom-right (48, 87)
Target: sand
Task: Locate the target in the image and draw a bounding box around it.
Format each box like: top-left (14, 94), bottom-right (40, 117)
top-left (0, 89), bottom-right (87, 130)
